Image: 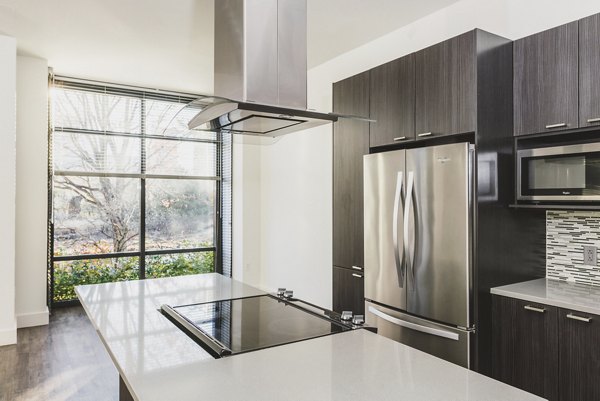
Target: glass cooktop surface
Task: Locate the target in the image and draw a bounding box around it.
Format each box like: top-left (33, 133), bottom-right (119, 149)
top-left (165, 295), bottom-right (349, 357)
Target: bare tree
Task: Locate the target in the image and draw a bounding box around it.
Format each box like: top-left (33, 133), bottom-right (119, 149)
top-left (54, 91), bottom-right (141, 253)
top-left (55, 176), bottom-right (139, 253)
top-left (53, 89), bottom-right (202, 254)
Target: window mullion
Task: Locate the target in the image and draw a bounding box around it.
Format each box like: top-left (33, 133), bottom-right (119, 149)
top-left (140, 98), bottom-right (146, 279)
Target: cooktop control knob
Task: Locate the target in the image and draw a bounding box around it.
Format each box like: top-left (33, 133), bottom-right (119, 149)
top-left (277, 288), bottom-right (286, 297)
top-left (284, 290), bottom-right (294, 299)
top-left (340, 311), bottom-right (353, 321)
top-left (352, 315), bottom-right (365, 325)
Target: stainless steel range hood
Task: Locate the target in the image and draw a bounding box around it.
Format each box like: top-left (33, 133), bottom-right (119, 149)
top-left (187, 0), bottom-right (339, 138)
top-left (187, 96), bottom-right (337, 137)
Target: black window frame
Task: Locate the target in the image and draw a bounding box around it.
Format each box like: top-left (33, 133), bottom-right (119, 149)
top-left (47, 76), bottom-right (231, 307)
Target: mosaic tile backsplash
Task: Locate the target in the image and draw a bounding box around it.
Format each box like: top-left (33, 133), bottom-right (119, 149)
top-left (547, 211), bottom-right (600, 286)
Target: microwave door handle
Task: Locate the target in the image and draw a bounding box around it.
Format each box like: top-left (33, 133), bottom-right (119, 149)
top-left (404, 172), bottom-right (416, 280)
top-left (392, 171), bottom-right (405, 287)
top-left (368, 306), bottom-right (459, 341)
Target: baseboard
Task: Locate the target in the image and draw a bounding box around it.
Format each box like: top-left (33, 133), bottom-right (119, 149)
top-left (16, 308), bottom-right (49, 328)
top-left (0, 325), bottom-right (17, 346)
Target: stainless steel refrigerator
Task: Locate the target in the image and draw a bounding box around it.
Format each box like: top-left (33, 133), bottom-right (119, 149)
top-left (364, 142), bottom-right (474, 368)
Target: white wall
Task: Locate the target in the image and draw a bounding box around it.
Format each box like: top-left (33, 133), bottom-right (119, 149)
top-left (15, 56), bottom-right (49, 328)
top-left (258, 126), bottom-right (332, 307)
top-left (250, 0), bottom-right (600, 308)
top-left (232, 142), bottom-right (263, 288)
top-left (0, 34), bottom-right (17, 346)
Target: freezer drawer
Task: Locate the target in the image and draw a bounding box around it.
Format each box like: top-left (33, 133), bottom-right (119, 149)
top-left (365, 301), bottom-right (471, 368)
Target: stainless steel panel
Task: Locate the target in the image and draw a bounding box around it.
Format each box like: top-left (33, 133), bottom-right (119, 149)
top-left (245, 0), bottom-right (279, 105)
top-left (214, 0), bottom-right (308, 109)
top-left (365, 301), bottom-right (471, 368)
top-left (364, 150), bottom-right (407, 311)
top-left (214, 0), bottom-right (245, 102)
top-left (406, 142), bottom-right (472, 328)
top-left (277, 0), bottom-right (307, 109)
top-left (517, 142), bottom-right (600, 201)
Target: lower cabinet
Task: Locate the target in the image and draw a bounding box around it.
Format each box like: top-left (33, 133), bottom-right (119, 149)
top-left (332, 266), bottom-right (364, 316)
top-left (559, 309), bottom-right (600, 401)
top-left (492, 296), bottom-right (559, 400)
top-left (493, 294), bottom-right (600, 401)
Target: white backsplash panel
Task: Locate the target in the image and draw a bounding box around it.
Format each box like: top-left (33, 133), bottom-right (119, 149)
top-left (547, 211), bottom-right (600, 286)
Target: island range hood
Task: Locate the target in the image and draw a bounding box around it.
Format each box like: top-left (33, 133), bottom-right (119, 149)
top-left (186, 0), bottom-right (339, 138)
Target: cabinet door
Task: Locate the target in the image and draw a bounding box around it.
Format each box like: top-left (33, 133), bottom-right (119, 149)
top-left (415, 38), bottom-right (455, 139)
top-left (514, 22), bottom-right (578, 136)
top-left (415, 31), bottom-right (476, 140)
top-left (492, 295), bottom-right (559, 400)
top-left (369, 54), bottom-right (415, 147)
top-left (333, 266), bottom-right (364, 315)
top-left (332, 72), bottom-right (369, 270)
top-left (558, 309), bottom-right (600, 401)
top-left (456, 31), bottom-right (476, 135)
top-left (579, 13), bottom-right (600, 128)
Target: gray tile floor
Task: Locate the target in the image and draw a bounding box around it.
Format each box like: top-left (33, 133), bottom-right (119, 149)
top-left (0, 307), bottom-right (118, 401)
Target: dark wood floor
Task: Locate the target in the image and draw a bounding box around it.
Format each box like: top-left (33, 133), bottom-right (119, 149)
top-left (0, 307), bottom-right (118, 401)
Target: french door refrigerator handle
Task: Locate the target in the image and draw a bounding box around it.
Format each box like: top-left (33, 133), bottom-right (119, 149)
top-left (368, 306), bottom-right (459, 341)
top-left (392, 171), bottom-right (405, 287)
top-left (404, 171), bottom-right (417, 280)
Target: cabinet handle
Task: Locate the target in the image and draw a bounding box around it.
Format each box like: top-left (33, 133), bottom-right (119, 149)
top-left (393, 136), bottom-right (407, 141)
top-left (352, 273), bottom-right (363, 278)
top-left (418, 132), bottom-right (433, 137)
top-left (524, 305), bottom-right (546, 313)
top-left (351, 266), bottom-right (363, 271)
top-left (545, 123), bottom-right (567, 129)
top-left (587, 117), bottom-right (600, 124)
top-left (566, 313), bottom-right (592, 323)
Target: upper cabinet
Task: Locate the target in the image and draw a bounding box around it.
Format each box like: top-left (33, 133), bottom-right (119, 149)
top-left (513, 22), bottom-right (579, 136)
top-left (415, 31), bottom-right (476, 140)
top-left (369, 54), bottom-right (415, 147)
top-left (579, 13), bottom-right (600, 128)
top-left (332, 71), bottom-right (370, 270)
top-left (365, 30), bottom-right (508, 147)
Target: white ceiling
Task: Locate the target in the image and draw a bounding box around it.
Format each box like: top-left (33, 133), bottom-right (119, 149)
top-left (0, 0), bottom-right (459, 94)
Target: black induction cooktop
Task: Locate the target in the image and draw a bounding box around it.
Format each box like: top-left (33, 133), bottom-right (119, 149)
top-left (161, 294), bottom-right (352, 358)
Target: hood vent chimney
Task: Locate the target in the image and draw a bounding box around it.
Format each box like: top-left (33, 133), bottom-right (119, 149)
top-left (214, 0), bottom-right (307, 109)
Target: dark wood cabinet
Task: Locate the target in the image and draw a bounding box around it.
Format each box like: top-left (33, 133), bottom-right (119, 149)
top-left (415, 38), bottom-right (454, 139)
top-left (493, 295), bottom-right (600, 401)
top-left (332, 71), bottom-right (369, 270)
top-left (369, 54), bottom-right (415, 147)
top-left (513, 22), bottom-right (579, 136)
top-left (332, 266), bottom-right (364, 315)
top-left (579, 13), bottom-right (600, 128)
top-left (415, 31), bottom-right (476, 140)
top-left (492, 295), bottom-right (559, 400)
top-left (558, 309), bottom-right (600, 401)
top-left (456, 31), bottom-right (477, 135)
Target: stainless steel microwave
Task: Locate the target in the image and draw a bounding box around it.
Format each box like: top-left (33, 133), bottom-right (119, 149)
top-left (517, 142), bottom-right (600, 202)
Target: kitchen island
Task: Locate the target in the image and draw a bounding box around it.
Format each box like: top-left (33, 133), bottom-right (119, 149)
top-left (76, 273), bottom-right (544, 401)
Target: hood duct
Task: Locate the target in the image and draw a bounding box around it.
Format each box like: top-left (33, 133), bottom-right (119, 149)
top-left (186, 0), bottom-right (342, 138)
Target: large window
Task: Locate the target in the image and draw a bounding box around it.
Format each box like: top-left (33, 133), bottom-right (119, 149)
top-left (49, 78), bottom-right (232, 304)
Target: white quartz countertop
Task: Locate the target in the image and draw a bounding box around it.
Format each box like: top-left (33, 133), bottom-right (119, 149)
top-left (77, 273), bottom-right (545, 401)
top-left (491, 278), bottom-right (600, 316)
